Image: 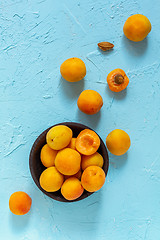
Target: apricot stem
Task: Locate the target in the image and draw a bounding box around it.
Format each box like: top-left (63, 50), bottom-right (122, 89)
top-left (114, 74), bottom-right (124, 84)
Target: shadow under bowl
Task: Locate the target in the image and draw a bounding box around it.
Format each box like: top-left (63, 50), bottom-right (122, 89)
top-left (29, 122), bottom-right (109, 202)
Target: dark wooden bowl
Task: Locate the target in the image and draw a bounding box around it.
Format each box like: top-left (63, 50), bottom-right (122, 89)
top-left (29, 122), bottom-right (109, 202)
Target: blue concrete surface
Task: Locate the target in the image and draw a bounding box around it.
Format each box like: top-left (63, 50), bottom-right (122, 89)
top-left (1, 0), bottom-right (160, 239)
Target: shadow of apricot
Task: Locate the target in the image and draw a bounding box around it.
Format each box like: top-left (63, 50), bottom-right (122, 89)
top-left (109, 152), bottom-right (128, 169)
top-left (76, 109), bottom-right (101, 129)
top-left (106, 85), bottom-right (127, 100)
top-left (59, 76), bottom-right (85, 100)
top-left (9, 211), bottom-right (31, 233)
top-left (122, 35), bottom-right (148, 56)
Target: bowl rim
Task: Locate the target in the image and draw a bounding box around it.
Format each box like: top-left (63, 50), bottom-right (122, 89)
top-left (29, 122), bottom-right (109, 202)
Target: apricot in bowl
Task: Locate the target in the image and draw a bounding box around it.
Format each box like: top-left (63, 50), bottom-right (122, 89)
top-left (29, 122), bottom-right (109, 202)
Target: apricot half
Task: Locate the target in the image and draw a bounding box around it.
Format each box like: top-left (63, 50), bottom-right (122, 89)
top-left (60, 58), bottom-right (86, 82)
top-left (40, 144), bottom-right (58, 167)
top-left (106, 129), bottom-right (131, 156)
top-left (107, 69), bottom-right (129, 92)
top-left (46, 125), bottom-right (72, 150)
top-left (77, 90), bottom-right (103, 115)
top-left (55, 148), bottom-right (81, 175)
top-left (61, 177), bottom-right (84, 201)
top-left (123, 14), bottom-right (151, 42)
top-left (76, 129), bottom-right (100, 155)
top-left (81, 166), bottom-right (105, 192)
top-left (9, 191), bottom-right (32, 215)
top-left (81, 152), bottom-right (104, 170)
top-left (39, 167), bottom-right (64, 192)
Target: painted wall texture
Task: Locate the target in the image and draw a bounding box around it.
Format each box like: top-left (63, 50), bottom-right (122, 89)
top-left (1, 0), bottom-right (160, 239)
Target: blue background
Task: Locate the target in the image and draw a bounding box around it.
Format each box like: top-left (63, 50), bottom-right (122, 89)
top-left (1, 0), bottom-right (160, 239)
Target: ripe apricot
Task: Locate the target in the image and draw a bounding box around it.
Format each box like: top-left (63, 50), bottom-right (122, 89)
top-left (55, 148), bottom-right (81, 175)
top-left (81, 166), bottom-right (105, 192)
top-left (67, 138), bottom-right (76, 150)
top-left (76, 129), bottom-right (100, 155)
top-left (60, 57), bottom-right (86, 82)
top-left (9, 191), bottom-right (32, 215)
top-left (106, 129), bottom-right (131, 156)
top-left (123, 14), bottom-right (151, 42)
top-left (107, 69), bottom-right (129, 92)
top-left (46, 125), bottom-right (72, 150)
top-left (77, 90), bottom-right (103, 115)
top-left (39, 167), bottom-right (64, 192)
top-left (81, 152), bottom-right (104, 170)
top-left (40, 144), bottom-right (58, 167)
top-left (64, 169), bottom-right (82, 180)
top-left (61, 177), bottom-right (84, 200)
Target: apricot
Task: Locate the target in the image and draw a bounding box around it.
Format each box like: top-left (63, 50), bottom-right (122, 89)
top-left (107, 69), bottom-right (129, 92)
top-left (40, 144), bottom-right (58, 167)
top-left (81, 152), bottom-right (104, 170)
top-left (76, 129), bottom-right (100, 155)
top-left (61, 177), bottom-right (84, 200)
top-left (60, 57), bottom-right (86, 82)
top-left (46, 125), bottom-right (72, 150)
top-left (67, 138), bottom-right (76, 150)
top-left (106, 129), bottom-right (131, 156)
top-left (9, 191), bottom-right (32, 215)
top-left (39, 167), bottom-right (64, 192)
top-left (77, 90), bottom-right (103, 115)
top-left (81, 166), bottom-right (105, 192)
top-left (64, 169), bottom-right (82, 180)
top-left (55, 148), bottom-right (81, 175)
top-left (123, 14), bottom-right (151, 42)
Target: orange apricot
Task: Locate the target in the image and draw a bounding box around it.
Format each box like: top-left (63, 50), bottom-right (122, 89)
top-left (81, 166), bottom-right (105, 192)
top-left (55, 148), bottom-right (81, 175)
top-left (67, 138), bottom-right (76, 150)
top-left (60, 57), bottom-right (86, 82)
top-left (40, 144), bottom-right (58, 167)
top-left (64, 169), bottom-right (82, 180)
top-left (61, 177), bottom-right (84, 200)
top-left (81, 152), bottom-right (104, 170)
top-left (77, 89), bottom-right (103, 115)
top-left (9, 191), bottom-right (32, 215)
top-left (76, 129), bottom-right (100, 155)
top-left (107, 69), bottom-right (129, 92)
top-left (39, 167), bottom-right (64, 192)
top-left (106, 129), bottom-right (131, 156)
top-left (123, 14), bottom-right (151, 42)
top-left (46, 125), bottom-right (72, 150)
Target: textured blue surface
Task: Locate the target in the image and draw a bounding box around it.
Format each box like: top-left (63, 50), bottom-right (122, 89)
top-left (1, 0), bottom-right (160, 239)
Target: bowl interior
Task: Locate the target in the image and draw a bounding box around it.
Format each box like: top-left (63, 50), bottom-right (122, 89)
top-left (29, 122), bottom-right (109, 202)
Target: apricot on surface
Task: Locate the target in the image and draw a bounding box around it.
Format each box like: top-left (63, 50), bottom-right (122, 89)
top-left (106, 129), bottom-right (131, 156)
top-left (107, 69), bottom-right (129, 92)
top-left (55, 148), bottom-right (81, 175)
top-left (123, 14), bottom-right (151, 42)
top-left (46, 125), bottom-right (72, 150)
top-left (60, 57), bottom-right (86, 82)
top-left (9, 191), bottom-right (32, 215)
top-left (81, 152), bottom-right (104, 170)
top-left (61, 177), bottom-right (84, 200)
top-left (77, 89), bottom-right (103, 115)
top-left (40, 144), bottom-right (58, 167)
top-left (39, 167), bottom-right (64, 192)
top-left (67, 138), bottom-right (76, 150)
top-left (81, 166), bottom-right (105, 192)
top-left (64, 169), bottom-right (82, 180)
top-left (76, 129), bottom-right (100, 155)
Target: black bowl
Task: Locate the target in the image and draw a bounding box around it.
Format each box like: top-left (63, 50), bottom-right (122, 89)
top-left (29, 122), bottom-right (109, 202)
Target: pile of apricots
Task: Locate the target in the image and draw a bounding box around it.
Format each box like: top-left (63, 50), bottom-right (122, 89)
top-left (39, 125), bottom-right (106, 201)
top-left (9, 13), bottom-right (151, 215)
